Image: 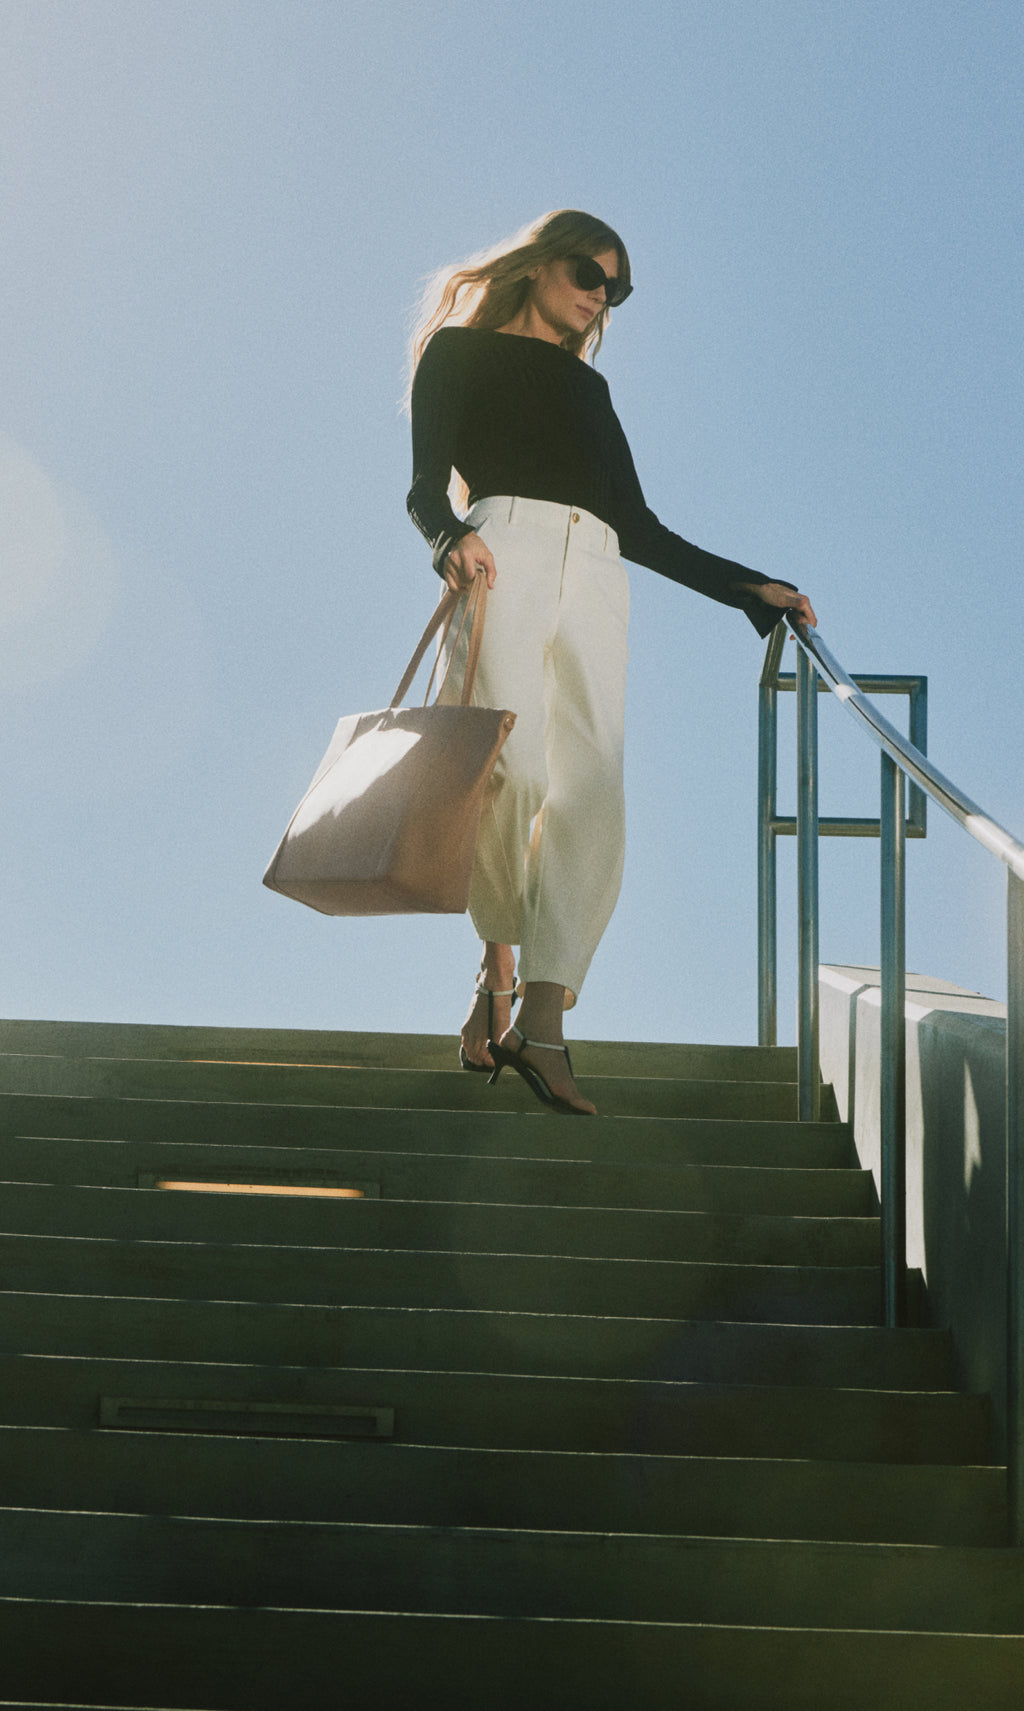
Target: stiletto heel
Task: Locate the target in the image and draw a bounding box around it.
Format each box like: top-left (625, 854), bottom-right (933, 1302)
top-left (486, 1025), bottom-right (594, 1116)
top-left (459, 972), bottom-right (517, 1073)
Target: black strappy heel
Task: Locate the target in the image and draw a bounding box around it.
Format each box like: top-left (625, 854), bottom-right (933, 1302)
top-left (459, 973), bottom-right (518, 1073)
top-left (486, 1024), bottom-right (595, 1116)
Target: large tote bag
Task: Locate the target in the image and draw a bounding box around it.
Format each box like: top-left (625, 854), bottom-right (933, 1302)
top-left (263, 578), bottom-right (515, 915)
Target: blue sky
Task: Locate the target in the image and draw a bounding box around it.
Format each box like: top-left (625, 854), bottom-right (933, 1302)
top-left (1, 0), bottom-right (1021, 1045)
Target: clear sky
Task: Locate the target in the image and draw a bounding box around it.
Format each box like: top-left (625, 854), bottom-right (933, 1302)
top-left (1, 0), bottom-right (1021, 1046)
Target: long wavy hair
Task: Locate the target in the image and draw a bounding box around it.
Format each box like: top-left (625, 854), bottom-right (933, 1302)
top-left (407, 208), bottom-right (631, 385)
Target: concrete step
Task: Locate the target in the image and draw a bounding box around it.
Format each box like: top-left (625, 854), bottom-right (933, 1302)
top-left (0, 1231), bottom-right (884, 1322)
top-left (0, 1019), bottom-right (801, 1081)
top-left (0, 1093), bottom-right (855, 1169)
top-left (0, 1180), bottom-right (881, 1266)
top-left (0, 1426), bottom-right (1002, 1547)
top-left (0, 1352), bottom-right (991, 1462)
top-left (0, 1055), bottom-right (810, 1120)
top-left (0, 1293), bottom-right (953, 1389)
top-left (1, 1511), bottom-right (1019, 1631)
top-left (0, 1132), bottom-right (877, 1216)
top-left (2, 1600), bottom-right (1022, 1711)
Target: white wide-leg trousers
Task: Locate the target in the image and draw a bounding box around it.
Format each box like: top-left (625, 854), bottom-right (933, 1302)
top-left (441, 496), bottom-right (630, 1008)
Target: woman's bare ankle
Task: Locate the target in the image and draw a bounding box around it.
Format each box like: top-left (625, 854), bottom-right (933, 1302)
top-left (510, 981), bottom-right (566, 1045)
top-left (479, 941), bottom-right (516, 992)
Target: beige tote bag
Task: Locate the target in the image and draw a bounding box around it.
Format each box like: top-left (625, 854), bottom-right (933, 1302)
top-left (263, 578), bottom-right (515, 915)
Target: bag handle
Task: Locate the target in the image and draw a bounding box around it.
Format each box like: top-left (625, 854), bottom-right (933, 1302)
top-left (390, 574), bottom-right (489, 709)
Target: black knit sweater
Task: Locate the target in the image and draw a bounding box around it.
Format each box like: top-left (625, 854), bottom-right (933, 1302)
top-left (407, 326), bottom-right (788, 637)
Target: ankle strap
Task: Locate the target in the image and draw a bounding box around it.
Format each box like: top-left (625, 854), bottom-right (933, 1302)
top-left (509, 1024), bottom-right (568, 1054)
top-left (476, 971), bottom-right (517, 999)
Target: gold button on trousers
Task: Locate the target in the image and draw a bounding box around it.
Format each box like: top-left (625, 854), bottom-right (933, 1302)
top-left (440, 496), bottom-right (629, 1008)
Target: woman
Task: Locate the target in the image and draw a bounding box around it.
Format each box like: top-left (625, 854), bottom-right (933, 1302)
top-left (407, 210), bottom-right (816, 1116)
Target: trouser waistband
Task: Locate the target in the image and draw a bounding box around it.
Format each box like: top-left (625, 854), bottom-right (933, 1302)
top-left (468, 495), bottom-right (620, 558)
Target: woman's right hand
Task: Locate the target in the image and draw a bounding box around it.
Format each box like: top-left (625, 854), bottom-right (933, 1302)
top-left (444, 531), bottom-right (497, 592)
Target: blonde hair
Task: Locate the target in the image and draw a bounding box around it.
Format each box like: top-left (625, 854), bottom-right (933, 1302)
top-left (408, 208), bottom-right (631, 384)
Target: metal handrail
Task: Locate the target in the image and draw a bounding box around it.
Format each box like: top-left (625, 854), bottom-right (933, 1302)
top-left (784, 626), bottom-right (1024, 876)
top-left (758, 619), bottom-right (1024, 1543)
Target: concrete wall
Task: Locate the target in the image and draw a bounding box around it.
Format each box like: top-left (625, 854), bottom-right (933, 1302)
top-left (819, 964), bottom-right (1009, 1452)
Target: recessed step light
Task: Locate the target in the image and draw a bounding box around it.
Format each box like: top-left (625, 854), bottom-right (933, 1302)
top-left (136, 1172), bottom-right (379, 1199)
top-left (99, 1396), bottom-right (395, 1438)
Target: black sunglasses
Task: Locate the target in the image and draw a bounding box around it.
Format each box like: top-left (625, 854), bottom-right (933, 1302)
top-left (570, 254), bottom-right (633, 308)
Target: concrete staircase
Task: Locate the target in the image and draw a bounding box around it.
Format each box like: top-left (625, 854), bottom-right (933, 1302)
top-left (0, 1019), bottom-right (1021, 1709)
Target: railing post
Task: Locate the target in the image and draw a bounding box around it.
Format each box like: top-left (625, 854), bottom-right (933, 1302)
top-left (758, 674), bottom-right (778, 1048)
top-left (1007, 868), bottom-right (1024, 1542)
top-left (796, 647), bottom-right (820, 1121)
top-left (880, 753), bottom-right (908, 1328)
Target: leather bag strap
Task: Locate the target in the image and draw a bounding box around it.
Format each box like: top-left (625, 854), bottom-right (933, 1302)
top-left (390, 575), bottom-right (489, 709)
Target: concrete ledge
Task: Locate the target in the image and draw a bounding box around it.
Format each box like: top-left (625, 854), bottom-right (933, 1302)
top-left (819, 964), bottom-right (1008, 1449)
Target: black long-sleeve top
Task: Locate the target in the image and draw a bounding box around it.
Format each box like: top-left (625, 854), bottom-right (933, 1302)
top-left (407, 326), bottom-right (788, 637)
